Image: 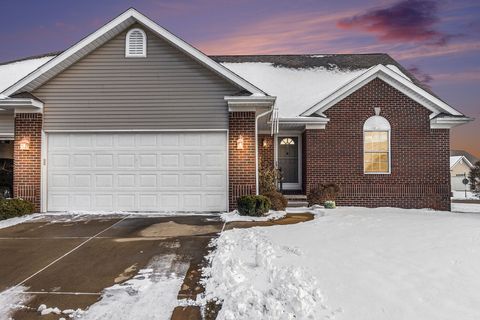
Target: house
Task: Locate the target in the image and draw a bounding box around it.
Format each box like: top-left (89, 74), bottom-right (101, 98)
top-left (0, 8), bottom-right (472, 213)
top-left (450, 155), bottom-right (475, 192)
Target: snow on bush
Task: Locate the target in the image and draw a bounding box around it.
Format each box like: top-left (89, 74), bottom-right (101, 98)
top-left (199, 228), bottom-right (335, 320)
top-left (220, 210), bottom-right (286, 222)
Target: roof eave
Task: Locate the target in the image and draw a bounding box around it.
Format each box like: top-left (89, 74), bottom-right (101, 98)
top-left (430, 116), bottom-right (473, 129)
top-left (0, 98), bottom-right (43, 113)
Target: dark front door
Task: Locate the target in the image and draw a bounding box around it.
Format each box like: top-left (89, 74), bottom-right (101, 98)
top-left (278, 137), bottom-right (299, 187)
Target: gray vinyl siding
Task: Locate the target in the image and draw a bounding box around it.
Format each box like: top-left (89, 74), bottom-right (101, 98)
top-left (33, 24), bottom-right (241, 131)
top-left (0, 113), bottom-right (14, 138)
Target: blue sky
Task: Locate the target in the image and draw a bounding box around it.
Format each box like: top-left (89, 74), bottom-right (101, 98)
top-left (1, 0), bottom-right (478, 156)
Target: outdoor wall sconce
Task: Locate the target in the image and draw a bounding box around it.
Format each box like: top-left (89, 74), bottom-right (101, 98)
top-left (237, 135), bottom-right (244, 150)
top-left (19, 138), bottom-right (30, 150)
top-left (262, 138), bottom-right (268, 148)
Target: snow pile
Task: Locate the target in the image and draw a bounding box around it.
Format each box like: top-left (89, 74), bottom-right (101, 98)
top-left (0, 213), bottom-right (43, 229)
top-left (37, 304), bottom-right (83, 317)
top-left (0, 286), bottom-right (30, 319)
top-left (220, 210), bottom-right (286, 222)
top-left (0, 55), bottom-right (55, 93)
top-left (199, 228), bottom-right (335, 320)
top-left (221, 62), bottom-right (366, 118)
top-left (452, 203), bottom-right (480, 213)
top-left (79, 255), bottom-right (187, 320)
top-left (201, 206), bottom-right (480, 319)
top-left (451, 191), bottom-right (479, 200)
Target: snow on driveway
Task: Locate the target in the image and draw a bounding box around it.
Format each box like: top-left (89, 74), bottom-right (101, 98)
top-left (201, 206), bottom-right (480, 320)
top-left (79, 254), bottom-right (187, 320)
top-left (0, 286), bottom-right (29, 320)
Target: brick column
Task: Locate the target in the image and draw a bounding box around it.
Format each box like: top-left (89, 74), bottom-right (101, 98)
top-left (14, 113), bottom-right (42, 212)
top-left (229, 112), bottom-right (256, 211)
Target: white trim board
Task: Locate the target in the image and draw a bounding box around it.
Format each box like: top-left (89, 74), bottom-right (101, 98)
top-left (301, 65), bottom-right (466, 119)
top-left (1, 8), bottom-right (266, 97)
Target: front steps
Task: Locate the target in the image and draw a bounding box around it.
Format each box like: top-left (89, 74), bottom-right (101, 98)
top-left (284, 194), bottom-right (308, 207)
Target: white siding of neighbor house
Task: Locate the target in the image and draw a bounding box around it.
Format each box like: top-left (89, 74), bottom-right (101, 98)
top-left (33, 24), bottom-right (241, 131)
top-left (451, 160), bottom-right (472, 191)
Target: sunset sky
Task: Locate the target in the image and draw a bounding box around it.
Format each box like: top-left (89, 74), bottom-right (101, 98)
top-left (0, 0), bottom-right (478, 157)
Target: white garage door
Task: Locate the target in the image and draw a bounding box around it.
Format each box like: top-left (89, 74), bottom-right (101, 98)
top-left (47, 132), bottom-right (227, 212)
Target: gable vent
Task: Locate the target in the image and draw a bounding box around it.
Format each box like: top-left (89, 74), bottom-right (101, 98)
top-left (126, 28), bottom-right (147, 57)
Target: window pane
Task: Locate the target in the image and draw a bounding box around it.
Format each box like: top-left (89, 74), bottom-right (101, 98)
top-left (364, 130), bottom-right (390, 173)
top-left (379, 162), bottom-right (388, 172)
top-left (364, 152), bottom-right (389, 173)
top-left (380, 153), bottom-right (388, 163)
top-left (365, 162), bottom-right (375, 172)
top-left (365, 153), bottom-right (372, 163)
top-left (364, 132), bottom-right (373, 151)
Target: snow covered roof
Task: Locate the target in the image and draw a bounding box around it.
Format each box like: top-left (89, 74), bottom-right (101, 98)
top-left (451, 150), bottom-right (479, 165)
top-left (451, 156), bottom-right (463, 168)
top-left (219, 62), bottom-right (366, 118)
top-left (0, 49), bottom-right (467, 125)
top-left (213, 54), bottom-right (437, 118)
top-left (0, 53), bottom-right (57, 96)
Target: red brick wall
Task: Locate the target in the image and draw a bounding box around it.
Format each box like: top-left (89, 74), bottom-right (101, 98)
top-left (14, 113), bottom-right (42, 212)
top-left (229, 112), bottom-right (256, 210)
top-left (304, 78), bottom-right (451, 211)
top-left (258, 134), bottom-right (274, 169)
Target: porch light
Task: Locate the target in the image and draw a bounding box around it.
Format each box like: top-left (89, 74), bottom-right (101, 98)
top-left (237, 135), bottom-right (244, 150)
top-left (262, 138), bottom-right (268, 148)
top-left (19, 138), bottom-right (30, 150)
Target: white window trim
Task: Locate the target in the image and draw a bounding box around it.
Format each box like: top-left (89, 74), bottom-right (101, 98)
top-left (363, 129), bottom-right (391, 175)
top-left (125, 28), bottom-right (147, 58)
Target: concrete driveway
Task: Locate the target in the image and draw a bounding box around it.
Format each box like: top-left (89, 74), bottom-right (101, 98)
top-left (0, 214), bottom-right (223, 319)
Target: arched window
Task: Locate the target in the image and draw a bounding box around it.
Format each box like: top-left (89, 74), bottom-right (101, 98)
top-left (280, 137), bottom-right (295, 145)
top-left (363, 115), bottom-right (391, 174)
top-left (126, 28), bottom-right (147, 57)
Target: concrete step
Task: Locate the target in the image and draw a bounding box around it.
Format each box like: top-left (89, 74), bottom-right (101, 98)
top-left (287, 200), bottom-right (309, 208)
top-left (284, 194), bottom-right (307, 200)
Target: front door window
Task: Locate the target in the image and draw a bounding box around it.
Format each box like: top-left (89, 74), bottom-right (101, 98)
top-left (278, 137), bottom-right (299, 184)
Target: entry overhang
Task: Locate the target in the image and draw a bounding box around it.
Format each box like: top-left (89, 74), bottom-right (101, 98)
top-left (0, 98), bottom-right (43, 113)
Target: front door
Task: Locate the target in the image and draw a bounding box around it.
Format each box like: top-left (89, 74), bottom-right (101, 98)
top-left (278, 136), bottom-right (300, 190)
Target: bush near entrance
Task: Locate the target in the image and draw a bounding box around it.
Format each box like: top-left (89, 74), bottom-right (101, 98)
top-left (237, 195), bottom-right (271, 216)
top-left (0, 198), bottom-right (35, 220)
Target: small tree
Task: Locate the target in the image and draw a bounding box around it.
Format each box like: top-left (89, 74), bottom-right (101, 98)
top-left (259, 160), bottom-right (280, 194)
top-left (468, 161), bottom-right (480, 195)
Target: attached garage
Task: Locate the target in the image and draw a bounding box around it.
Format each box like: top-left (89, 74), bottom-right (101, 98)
top-left (46, 132), bottom-right (228, 212)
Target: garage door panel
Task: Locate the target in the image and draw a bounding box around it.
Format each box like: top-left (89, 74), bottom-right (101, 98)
top-left (47, 132), bottom-right (227, 212)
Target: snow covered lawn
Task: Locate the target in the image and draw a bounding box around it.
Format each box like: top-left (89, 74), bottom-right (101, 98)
top-left (200, 206), bottom-right (480, 320)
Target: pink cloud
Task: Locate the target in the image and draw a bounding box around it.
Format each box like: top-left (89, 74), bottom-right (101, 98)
top-left (337, 0), bottom-right (453, 45)
top-left (197, 10), bottom-right (356, 55)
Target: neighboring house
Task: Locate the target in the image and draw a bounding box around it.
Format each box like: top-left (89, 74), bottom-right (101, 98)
top-left (450, 155), bottom-right (475, 192)
top-left (0, 9), bottom-right (472, 213)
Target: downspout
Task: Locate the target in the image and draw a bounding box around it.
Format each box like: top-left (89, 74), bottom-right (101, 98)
top-left (255, 107), bottom-right (274, 195)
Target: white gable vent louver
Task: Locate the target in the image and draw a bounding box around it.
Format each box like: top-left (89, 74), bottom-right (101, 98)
top-left (126, 28), bottom-right (147, 57)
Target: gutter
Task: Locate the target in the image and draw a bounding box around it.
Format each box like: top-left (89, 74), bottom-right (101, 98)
top-left (255, 107), bottom-right (274, 195)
